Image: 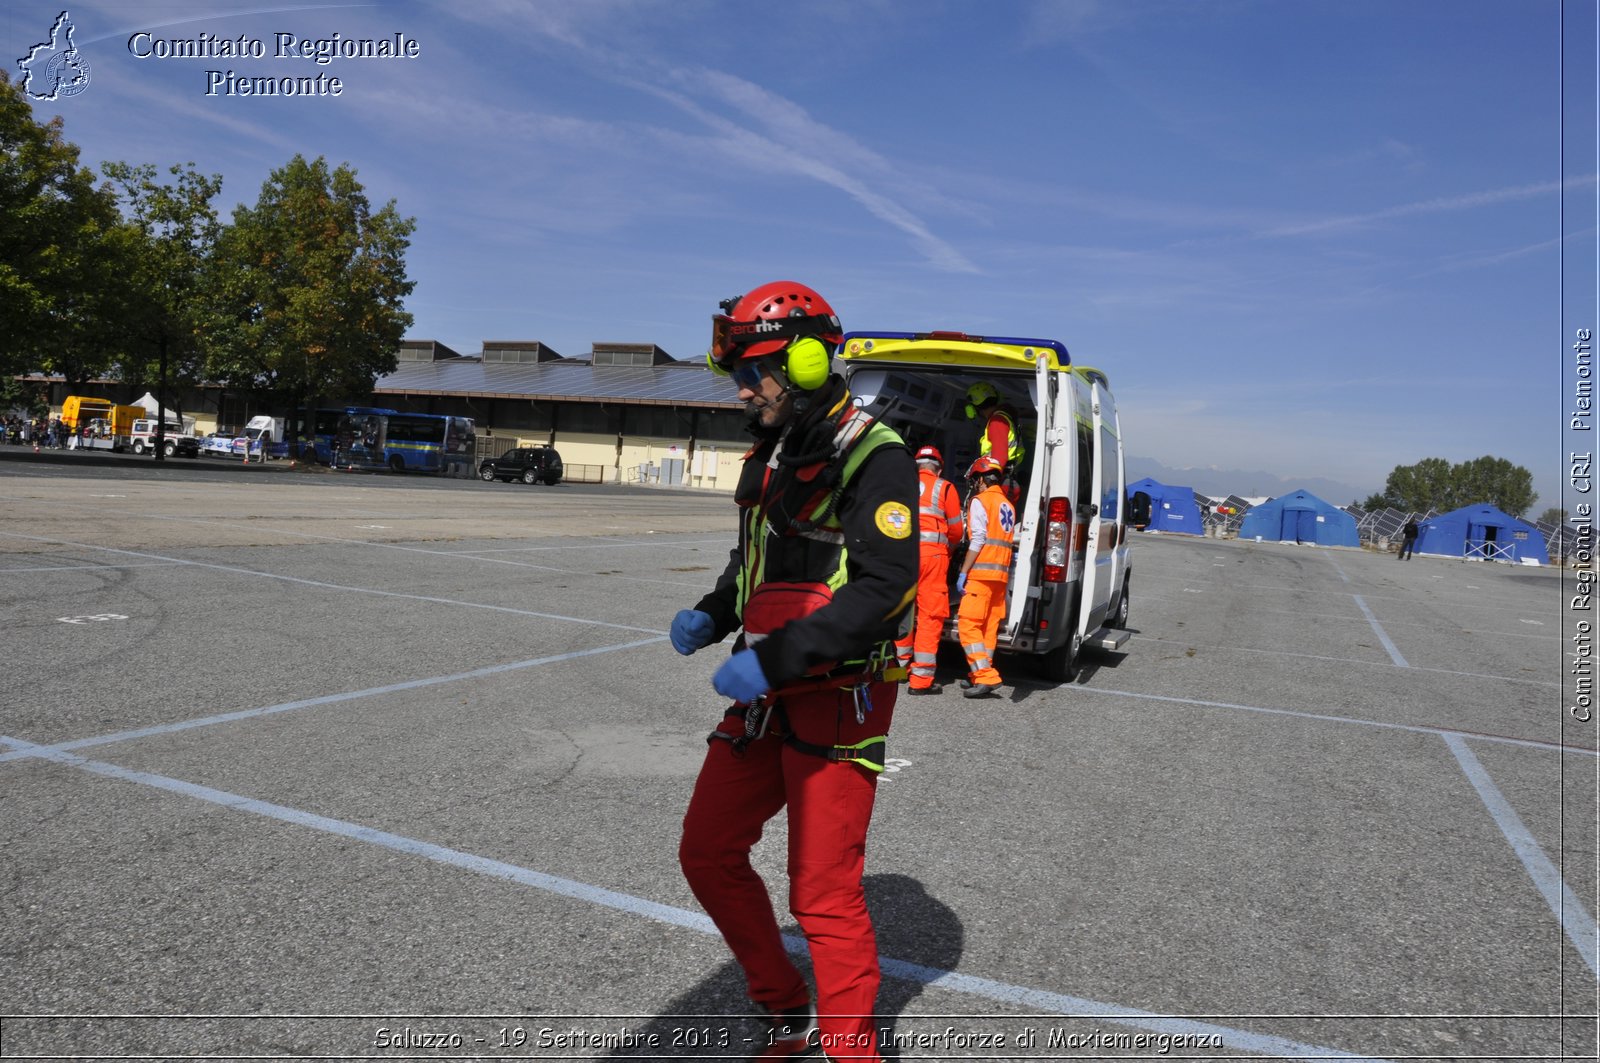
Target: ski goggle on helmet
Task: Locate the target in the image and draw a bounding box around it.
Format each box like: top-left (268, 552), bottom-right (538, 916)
top-left (706, 281), bottom-right (843, 392)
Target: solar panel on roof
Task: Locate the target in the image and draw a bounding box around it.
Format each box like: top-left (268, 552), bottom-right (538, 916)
top-left (374, 361), bottom-right (742, 406)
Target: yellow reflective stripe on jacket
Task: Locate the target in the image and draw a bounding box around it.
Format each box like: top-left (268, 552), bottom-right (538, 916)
top-left (977, 408), bottom-right (1025, 466)
top-left (735, 419), bottom-right (905, 613)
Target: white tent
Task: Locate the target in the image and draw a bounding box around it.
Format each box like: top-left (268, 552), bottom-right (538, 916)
top-left (133, 393), bottom-right (195, 432)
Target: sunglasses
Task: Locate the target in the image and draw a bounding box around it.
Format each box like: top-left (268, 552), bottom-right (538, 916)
top-left (727, 359), bottom-right (767, 390)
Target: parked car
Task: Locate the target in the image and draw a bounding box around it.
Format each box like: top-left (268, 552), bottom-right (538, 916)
top-left (130, 418), bottom-right (199, 458)
top-left (478, 446), bottom-right (563, 485)
top-left (199, 432), bottom-right (236, 457)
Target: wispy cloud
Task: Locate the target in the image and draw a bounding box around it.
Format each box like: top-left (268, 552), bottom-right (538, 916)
top-left (1257, 175), bottom-right (1597, 238)
top-left (644, 70), bottom-right (978, 273)
top-left (1406, 229), bottom-right (1590, 279)
top-left (435, 4), bottom-right (978, 272)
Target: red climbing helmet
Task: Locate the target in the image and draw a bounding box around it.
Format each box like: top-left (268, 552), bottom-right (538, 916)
top-left (709, 280), bottom-right (843, 369)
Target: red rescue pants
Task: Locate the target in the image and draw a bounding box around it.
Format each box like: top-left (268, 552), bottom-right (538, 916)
top-left (957, 576), bottom-right (1007, 685)
top-left (893, 549), bottom-right (951, 690)
top-left (679, 683), bottom-right (896, 1062)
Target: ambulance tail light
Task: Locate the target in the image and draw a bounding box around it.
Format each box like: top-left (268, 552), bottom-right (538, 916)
top-left (1044, 497), bottom-right (1070, 583)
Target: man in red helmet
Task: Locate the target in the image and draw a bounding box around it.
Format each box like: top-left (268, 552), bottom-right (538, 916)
top-left (955, 455), bottom-right (1016, 699)
top-left (893, 445), bottom-right (964, 695)
top-left (671, 281), bottom-right (918, 1061)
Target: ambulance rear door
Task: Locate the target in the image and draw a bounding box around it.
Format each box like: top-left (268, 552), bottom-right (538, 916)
top-left (1077, 372), bottom-right (1115, 639)
top-left (1000, 349), bottom-right (1057, 642)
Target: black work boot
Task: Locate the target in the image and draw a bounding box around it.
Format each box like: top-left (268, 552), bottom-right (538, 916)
top-left (750, 1003), bottom-right (821, 1059)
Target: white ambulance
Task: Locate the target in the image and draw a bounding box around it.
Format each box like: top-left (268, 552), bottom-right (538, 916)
top-left (837, 330), bottom-right (1132, 681)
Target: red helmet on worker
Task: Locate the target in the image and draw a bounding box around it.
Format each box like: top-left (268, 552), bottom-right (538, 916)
top-left (967, 455), bottom-right (1003, 480)
top-left (709, 281), bottom-right (843, 367)
top-left (914, 445), bottom-right (943, 466)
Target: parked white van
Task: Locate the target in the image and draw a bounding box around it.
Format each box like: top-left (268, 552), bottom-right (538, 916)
top-left (837, 330), bottom-right (1132, 681)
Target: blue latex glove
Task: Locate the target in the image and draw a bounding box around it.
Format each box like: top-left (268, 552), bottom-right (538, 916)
top-left (957, 572), bottom-right (968, 595)
top-left (670, 609), bottom-right (715, 656)
top-left (713, 648), bottom-right (771, 704)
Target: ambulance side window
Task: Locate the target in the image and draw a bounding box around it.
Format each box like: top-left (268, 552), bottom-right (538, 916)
top-left (1099, 426), bottom-right (1119, 522)
top-left (1075, 424), bottom-right (1093, 509)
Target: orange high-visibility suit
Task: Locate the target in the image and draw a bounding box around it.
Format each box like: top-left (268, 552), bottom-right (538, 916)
top-left (894, 465), bottom-right (964, 689)
top-left (957, 482), bottom-right (1016, 687)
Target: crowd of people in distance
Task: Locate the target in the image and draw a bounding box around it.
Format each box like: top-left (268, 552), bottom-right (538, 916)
top-left (3, 415), bottom-right (69, 447)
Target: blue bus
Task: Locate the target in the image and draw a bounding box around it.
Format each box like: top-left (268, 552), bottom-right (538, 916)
top-left (310, 408), bottom-right (475, 473)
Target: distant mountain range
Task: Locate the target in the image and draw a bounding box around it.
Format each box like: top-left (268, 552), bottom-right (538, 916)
top-left (1125, 455), bottom-right (1372, 506)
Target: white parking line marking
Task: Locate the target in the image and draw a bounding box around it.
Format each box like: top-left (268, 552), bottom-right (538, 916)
top-left (4, 737), bottom-right (1401, 1063)
top-left (1444, 734), bottom-right (1599, 977)
top-left (1353, 594), bottom-right (1409, 667)
top-left (1087, 688), bottom-right (1595, 758)
top-left (0, 531), bottom-right (664, 635)
top-left (0, 637), bottom-right (667, 766)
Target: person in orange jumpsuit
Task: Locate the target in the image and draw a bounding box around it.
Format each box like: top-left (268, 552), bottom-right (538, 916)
top-left (955, 456), bottom-right (1016, 699)
top-left (894, 446), bottom-right (964, 695)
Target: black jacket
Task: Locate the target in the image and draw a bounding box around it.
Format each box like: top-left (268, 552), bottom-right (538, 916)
top-left (694, 378), bottom-right (919, 686)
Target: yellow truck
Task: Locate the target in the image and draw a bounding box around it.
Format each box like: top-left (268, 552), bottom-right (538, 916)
top-left (61, 396), bottom-right (146, 451)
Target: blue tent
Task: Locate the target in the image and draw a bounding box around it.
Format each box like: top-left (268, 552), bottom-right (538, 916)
top-left (1414, 503), bottom-right (1549, 564)
top-left (1238, 489), bottom-right (1359, 547)
top-left (1127, 476), bottom-right (1203, 535)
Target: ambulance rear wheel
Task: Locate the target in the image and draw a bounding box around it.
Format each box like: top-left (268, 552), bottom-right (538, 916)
top-left (1042, 629), bottom-right (1081, 683)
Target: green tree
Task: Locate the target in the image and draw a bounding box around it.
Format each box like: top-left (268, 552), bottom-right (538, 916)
top-left (1452, 455), bottom-right (1534, 516)
top-left (1375, 455), bottom-right (1537, 516)
top-left (212, 154), bottom-right (415, 417)
top-left (0, 71), bottom-right (125, 390)
top-left (101, 161), bottom-right (223, 452)
top-left (1376, 457), bottom-right (1455, 512)
top-left (1538, 507), bottom-right (1569, 526)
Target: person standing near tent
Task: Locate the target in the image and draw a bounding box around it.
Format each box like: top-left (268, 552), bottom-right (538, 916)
top-left (955, 456), bottom-right (1016, 699)
top-left (1398, 518), bottom-right (1419, 560)
top-left (895, 445), bottom-right (964, 695)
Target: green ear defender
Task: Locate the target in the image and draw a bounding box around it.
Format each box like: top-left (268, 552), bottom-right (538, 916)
top-left (964, 403), bottom-right (977, 419)
top-left (784, 336), bottom-right (831, 390)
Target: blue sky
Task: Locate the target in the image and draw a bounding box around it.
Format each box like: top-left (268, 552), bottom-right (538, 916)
top-left (7, 1), bottom-right (1596, 510)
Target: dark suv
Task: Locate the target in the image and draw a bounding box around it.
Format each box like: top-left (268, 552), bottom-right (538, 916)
top-left (478, 446), bottom-right (564, 485)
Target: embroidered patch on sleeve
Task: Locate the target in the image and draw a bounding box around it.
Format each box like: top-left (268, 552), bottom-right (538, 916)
top-left (874, 501), bottom-right (912, 539)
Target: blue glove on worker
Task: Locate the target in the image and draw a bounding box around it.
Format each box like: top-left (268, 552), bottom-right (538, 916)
top-left (957, 572), bottom-right (968, 595)
top-left (713, 648), bottom-right (771, 704)
top-left (670, 609), bottom-right (715, 656)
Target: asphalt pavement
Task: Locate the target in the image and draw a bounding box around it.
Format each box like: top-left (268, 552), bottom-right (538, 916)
top-left (0, 450), bottom-right (1593, 1062)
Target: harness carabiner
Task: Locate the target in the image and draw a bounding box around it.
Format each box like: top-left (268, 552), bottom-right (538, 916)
top-left (851, 683), bottom-right (872, 725)
top-left (709, 695), bottom-right (775, 756)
